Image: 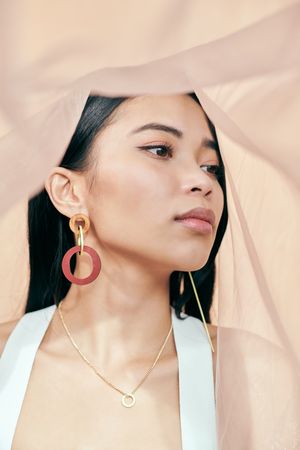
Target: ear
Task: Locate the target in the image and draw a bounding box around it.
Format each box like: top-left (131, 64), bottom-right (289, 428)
top-left (44, 167), bottom-right (88, 219)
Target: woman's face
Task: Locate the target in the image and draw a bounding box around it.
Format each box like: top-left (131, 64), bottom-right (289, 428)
top-left (85, 94), bottom-right (224, 275)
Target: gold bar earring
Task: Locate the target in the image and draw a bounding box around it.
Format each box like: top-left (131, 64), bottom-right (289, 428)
top-left (188, 271), bottom-right (215, 353)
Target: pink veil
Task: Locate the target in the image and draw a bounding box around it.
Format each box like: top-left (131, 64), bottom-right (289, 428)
top-left (0, 1), bottom-right (299, 448)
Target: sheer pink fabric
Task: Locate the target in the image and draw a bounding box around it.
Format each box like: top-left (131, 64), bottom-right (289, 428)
top-left (0, 1), bottom-right (300, 448)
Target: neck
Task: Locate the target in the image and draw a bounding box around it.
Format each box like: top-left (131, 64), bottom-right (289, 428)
top-left (53, 254), bottom-right (177, 375)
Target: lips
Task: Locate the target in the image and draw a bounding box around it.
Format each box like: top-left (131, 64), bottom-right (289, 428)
top-left (174, 207), bottom-right (215, 226)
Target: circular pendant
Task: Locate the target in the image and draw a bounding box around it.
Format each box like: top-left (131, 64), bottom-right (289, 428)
top-left (121, 393), bottom-right (136, 408)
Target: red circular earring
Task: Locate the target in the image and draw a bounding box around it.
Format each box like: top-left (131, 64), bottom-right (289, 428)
top-left (61, 213), bottom-right (101, 285)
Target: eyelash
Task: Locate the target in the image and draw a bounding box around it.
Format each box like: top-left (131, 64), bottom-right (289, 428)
top-left (139, 144), bottom-right (224, 178)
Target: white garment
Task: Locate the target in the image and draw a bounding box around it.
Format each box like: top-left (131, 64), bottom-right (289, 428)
top-left (0, 305), bottom-right (217, 450)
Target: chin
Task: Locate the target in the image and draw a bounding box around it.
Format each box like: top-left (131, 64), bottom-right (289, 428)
top-left (175, 258), bottom-right (210, 273)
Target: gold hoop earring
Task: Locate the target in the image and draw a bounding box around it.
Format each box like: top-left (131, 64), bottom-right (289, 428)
top-left (180, 273), bottom-right (185, 295)
top-left (69, 213), bottom-right (90, 255)
top-left (61, 213), bottom-right (101, 285)
top-left (188, 271), bottom-right (215, 353)
top-left (179, 274), bottom-right (186, 314)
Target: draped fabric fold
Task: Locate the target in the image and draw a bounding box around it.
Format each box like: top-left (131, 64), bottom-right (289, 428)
top-left (0, 1), bottom-right (299, 448)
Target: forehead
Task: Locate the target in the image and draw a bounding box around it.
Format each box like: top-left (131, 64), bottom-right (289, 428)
top-left (108, 94), bottom-right (212, 138)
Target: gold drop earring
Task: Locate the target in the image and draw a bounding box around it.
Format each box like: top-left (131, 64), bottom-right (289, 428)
top-left (184, 271), bottom-right (215, 353)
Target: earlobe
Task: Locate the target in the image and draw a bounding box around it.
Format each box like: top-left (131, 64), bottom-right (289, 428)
top-left (44, 167), bottom-right (84, 218)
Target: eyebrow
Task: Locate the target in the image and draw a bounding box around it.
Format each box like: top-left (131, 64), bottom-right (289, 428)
top-left (129, 122), bottom-right (218, 152)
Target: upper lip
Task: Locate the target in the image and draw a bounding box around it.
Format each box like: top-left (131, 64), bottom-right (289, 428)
top-left (175, 207), bottom-right (215, 226)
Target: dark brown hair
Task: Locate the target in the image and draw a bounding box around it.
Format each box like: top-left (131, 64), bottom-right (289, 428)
top-left (26, 93), bottom-right (228, 322)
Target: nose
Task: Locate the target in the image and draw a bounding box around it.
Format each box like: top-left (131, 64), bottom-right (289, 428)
top-left (179, 162), bottom-right (214, 197)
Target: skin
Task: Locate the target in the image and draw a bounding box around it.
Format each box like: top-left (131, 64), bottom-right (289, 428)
top-left (0, 94), bottom-right (222, 449)
top-left (46, 93), bottom-right (223, 365)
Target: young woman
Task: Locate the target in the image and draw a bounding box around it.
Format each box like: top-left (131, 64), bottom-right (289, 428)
top-left (0, 92), bottom-right (228, 450)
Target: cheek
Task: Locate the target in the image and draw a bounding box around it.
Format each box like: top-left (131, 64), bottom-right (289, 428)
top-left (214, 183), bottom-right (224, 228)
top-left (87, 161), bottom-right (172, 242)
top-left (218, 183), bottom-right (225, 212)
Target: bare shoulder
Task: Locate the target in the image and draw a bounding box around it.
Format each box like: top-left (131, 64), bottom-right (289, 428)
top-left (206, 323), bottom-right (218, 387)
top-left (0, 318), bottom-right (20, 357)
top-left (206, 323), bottom-right (218, 341)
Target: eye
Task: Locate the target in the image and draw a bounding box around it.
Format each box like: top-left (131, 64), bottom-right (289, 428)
top-left (138, 145), bottom-right (224, 179)
top-left (201, 164), bottom-right (224, 179)
top-left (138, 144), bottom-right (173, 158)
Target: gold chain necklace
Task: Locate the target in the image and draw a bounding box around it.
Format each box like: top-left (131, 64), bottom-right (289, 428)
top-left (57, 301), bottom-right (173, 408)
